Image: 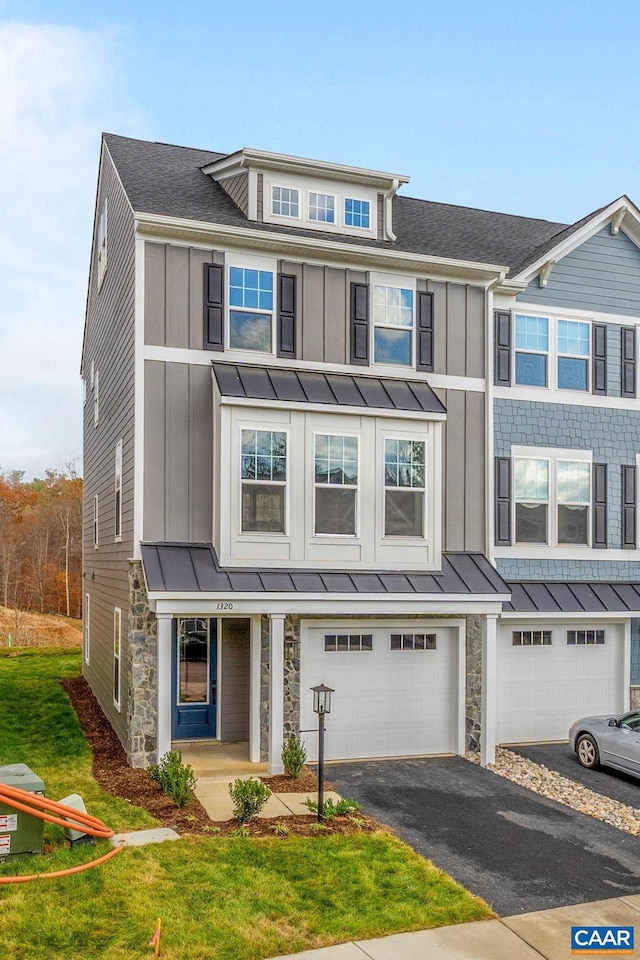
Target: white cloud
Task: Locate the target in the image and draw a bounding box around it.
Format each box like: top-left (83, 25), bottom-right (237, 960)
top-left (0, 21), bottom-right (140, 478)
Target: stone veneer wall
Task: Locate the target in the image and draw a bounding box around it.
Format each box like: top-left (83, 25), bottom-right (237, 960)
top-left (259, 612), bottom-right (483, 761)
top-left (128, 560), bottom-right (159, 767)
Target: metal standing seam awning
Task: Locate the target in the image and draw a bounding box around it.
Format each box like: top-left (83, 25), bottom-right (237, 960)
top-left (140, 544), bottom-right (510, 614)
top-left (504, 580), bottom-right (640, 615)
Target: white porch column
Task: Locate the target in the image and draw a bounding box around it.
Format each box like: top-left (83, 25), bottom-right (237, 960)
top-left (480, 614), bottom-right (498, 768)
top-left (156, 613), bottom-right (172, 762)
top-left (268, 613), bottom-right (285, 774)
top-left (249, 615), bottom-right (262, 763)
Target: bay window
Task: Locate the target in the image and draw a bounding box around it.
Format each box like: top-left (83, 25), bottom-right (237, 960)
top-left (384, 439), bottom-right (425, 537)
top-left (314, 434), bottom-right (358, 536)
top-left (241, 430), bottom-right (287, 532)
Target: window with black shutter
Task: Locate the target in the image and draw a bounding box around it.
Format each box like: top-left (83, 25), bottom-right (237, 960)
top-left (621, 327), bottom-right (636, 399)
top-left (592, 463), bottom-right (607, 548)
top-left (494, 311), bottom-right (512, 386)
top-left (277, 273), bottom-right (296, 358)
top-left (495, 457), bottom-right (511, 545)
top-left (592, 323), bottom-right (607, 395)
top-left (622, 464), bottom-right (637, 548)
top-left (350, 282), bottom-right (369, 365)
top-left (416, 291), bottom-right (434, 371)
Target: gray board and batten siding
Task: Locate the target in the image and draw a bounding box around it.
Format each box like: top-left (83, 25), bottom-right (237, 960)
top-left (83, 144), bottom-right (136, 750)
top-left (143, 241), bottom-right (485, 377)
top-left (516, 227), bottom-right (640, 317)
top-left (142, 361), bottom-right (485, 553)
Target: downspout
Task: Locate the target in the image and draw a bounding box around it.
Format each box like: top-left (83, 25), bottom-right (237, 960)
top-left (485, 271), bottom-right (506, 567)
top-left (383, 178), bottom-right (400, 241)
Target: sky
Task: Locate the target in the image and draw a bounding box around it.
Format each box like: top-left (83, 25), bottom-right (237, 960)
top-left (1, 0), bottom-right (640, 479)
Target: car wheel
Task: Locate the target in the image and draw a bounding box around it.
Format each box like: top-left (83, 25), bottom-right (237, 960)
top-left (577, 734), bottom-right (599, 769)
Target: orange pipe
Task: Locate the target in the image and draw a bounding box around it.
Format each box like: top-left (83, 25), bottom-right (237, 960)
top-left (0, 782), bottom-right (124, 883)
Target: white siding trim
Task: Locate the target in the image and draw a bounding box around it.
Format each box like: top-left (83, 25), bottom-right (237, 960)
top-left (133, 236), bottom-right (145, 559)
top-left (156, 614), bottom-right (172, 760)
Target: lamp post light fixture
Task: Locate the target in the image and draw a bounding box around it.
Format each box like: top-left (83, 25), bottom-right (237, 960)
top-left (311, 683), bottom-right (334, 822)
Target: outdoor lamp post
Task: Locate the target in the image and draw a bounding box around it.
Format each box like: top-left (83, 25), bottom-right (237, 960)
top-left (311, 683), bottom-right (334, 822)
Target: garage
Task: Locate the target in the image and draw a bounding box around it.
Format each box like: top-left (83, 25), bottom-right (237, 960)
top-left (299, 619), bottom-right (464, 761)
top-left (497, 620), bottom-right (626, 744)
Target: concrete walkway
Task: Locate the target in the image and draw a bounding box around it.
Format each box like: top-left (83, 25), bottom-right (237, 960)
top-left (268, 894), bottom-right (640, 960)
top-left (178, 740), bottom-right (340, 821)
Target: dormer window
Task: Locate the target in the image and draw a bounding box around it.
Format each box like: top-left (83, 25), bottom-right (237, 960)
top-left (309, 192), bottom-right (335, 224)
top-left (345, 199), bottom-right (370, 229)
top-left (272, 186), bottom-right (299, 218)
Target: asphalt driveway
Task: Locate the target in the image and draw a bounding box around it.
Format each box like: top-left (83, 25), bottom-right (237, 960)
top-left (326, 756), bottom-right (640, 916)
top-left (513, 741), bottom-right (640, 807)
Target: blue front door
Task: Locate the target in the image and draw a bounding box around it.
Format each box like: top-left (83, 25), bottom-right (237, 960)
top-left (171, 618), bottom-right (217, 739)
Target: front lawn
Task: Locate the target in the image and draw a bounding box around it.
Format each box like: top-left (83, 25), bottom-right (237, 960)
top-left (0, 650), bottom-right (493, 959)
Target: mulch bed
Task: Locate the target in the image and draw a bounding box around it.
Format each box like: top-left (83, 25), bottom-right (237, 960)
top-left (61, 676), bottom-right (378, 839)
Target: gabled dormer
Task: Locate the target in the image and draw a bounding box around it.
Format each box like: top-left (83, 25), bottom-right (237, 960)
top-left (201, 148), bottom-right (409, 242)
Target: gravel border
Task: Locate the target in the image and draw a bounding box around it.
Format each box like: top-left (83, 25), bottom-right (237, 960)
top-left (467, 748), bottom-right (640, 837)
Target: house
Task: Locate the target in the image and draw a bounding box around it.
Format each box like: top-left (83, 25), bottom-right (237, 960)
top-left (81, 134), bottom-right (640, 773)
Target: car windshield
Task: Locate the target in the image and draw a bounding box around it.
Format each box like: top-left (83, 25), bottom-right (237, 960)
top-left (619, 712), bottom-right (640, 732)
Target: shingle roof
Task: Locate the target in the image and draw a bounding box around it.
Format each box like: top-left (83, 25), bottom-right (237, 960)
top-left (141, 544), bottom-right (509, 597)
top-left (505, 581), bottom-right (640, 613)
top-left (103, 133), bottom-right (568, 276)
top-left (212, 363), bottom-right (446, 414)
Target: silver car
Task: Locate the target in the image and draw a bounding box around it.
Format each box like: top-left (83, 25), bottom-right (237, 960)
top-left (569, 710), bottom-right (640, 775)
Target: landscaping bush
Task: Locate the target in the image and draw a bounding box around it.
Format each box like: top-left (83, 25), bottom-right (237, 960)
top-left (281, 733), bottom-right (307, 778)
top-left (303, 797), bottom-right (362, 820)
top-left (229, 777), bottom-right (271, 822)
top-left (148, 750), bottom-right (196, 807)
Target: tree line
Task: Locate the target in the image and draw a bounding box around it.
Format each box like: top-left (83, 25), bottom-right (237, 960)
top-left (0, 467), bottom-right (83, 618)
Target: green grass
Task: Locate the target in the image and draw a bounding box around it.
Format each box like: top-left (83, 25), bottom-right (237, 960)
top-left (0, 651), bottom-right (493, 960)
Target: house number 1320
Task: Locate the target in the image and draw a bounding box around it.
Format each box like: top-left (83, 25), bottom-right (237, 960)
top-left (216, 602), bottom-right (233, 611)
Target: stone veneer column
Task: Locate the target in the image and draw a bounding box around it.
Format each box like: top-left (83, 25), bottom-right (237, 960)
top-left (127, 560), bottom-right (159, 768)
top-left (283, 615), bottom-right (301, 737)
top-left (464, 615), bottom-right (482, 752)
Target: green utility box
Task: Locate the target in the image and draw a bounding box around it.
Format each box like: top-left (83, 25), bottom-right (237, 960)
top-left (0, 763), bottom-right (45, 863)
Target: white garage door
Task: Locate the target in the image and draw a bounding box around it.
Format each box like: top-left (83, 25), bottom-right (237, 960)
top-left (497, 621), bottom-right (624, 744)
top-left (299, 620), bottom-right (461, 761)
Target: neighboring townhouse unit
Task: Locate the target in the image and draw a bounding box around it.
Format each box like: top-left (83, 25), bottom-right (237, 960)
top-left (489, 198), bottom-right (640, 746)
top-left (81, 134), bottom-right (640, 772)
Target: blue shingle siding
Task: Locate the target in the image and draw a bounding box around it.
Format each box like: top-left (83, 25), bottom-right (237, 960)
top-left (495, 399), bottom-right (640, 579)
top-left (516, 228), bottom-right (640, 317)
top-left (631, 619), bottom-right (640, 685)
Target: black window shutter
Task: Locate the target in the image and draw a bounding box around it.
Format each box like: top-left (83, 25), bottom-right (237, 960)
top-left (203, 263), bottom-right (224, 351)
top-left (621, 327), bottom-right (636, 398)
top-left (495, 457), bottom-right (511, 545)
top-left (592, 323), bottom-right (607, 395)
top-left (592, 463), bottom-right (607, 548)
top-left (350, 282), bottom-right (369, 365)
top-left (416, 291), bottom-right (434, 371)
top-left (622, 464), bottom-right (637, 548)
top-left (494, 311), bottom-right (511, 386)
top-left (277, 273), bottom-right (296, 359)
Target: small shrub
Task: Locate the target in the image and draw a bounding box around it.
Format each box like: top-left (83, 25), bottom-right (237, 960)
top-left (309, 822), bottom-right (329, 834)
top-left (230, 825), bottom-right (250, 838)
top-left (229, 777), bottom-right (271, 822)
top-left (348, 816), bottom-right (367, 830)
top-left (202, 825), bottom-right (221, 835)
top-left (272, 823), bottom-right (289, 838)
top-left (303, 797), bottom-right (362, 820)
top-left (281, 733), bottom-right (307, 778)
top-left (148, 751), bottom-right (196, 807)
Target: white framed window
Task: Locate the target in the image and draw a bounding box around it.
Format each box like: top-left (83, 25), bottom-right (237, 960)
top-left (94, 370), bottom-right (99, 426)
top-left (514, 314), bottom-right (590, 391)
top-left (314, 434), bottom-right (358, 536)
top-left (384, 438), bottom-right (426, 538)
top-left (84, 593), bottom-right (90, 664)
top-left (271, 186), bottom-right (299, 218)
top-left (390, 632), bottom-right (436, 650)
top-left (567, 629), bottom-right (605, 645)
top-left (514, 454), bottom-right (591, 546)
top-left (227, 258), bottom-right (275, 354)
top-left (93, 495), bottom-right (99, 548)
top-left (512, 630), bottom-right (551, 646)
top-left (97, 199), bottom-right (107, 288)
top-left (114, 440), bottom-right (123, 541)
top-left (373, 284), bottom-right (414, 367)
top-left (240, 429), bottom-right (287, 533)
top-left (113, 607), bottom-right (121, 710)
top-left (324, 633), bottom-right (373, 652)
top-left (344, 198), bottom-right (370, 229)
top-left (308, 191), bottom-right (335, 224)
